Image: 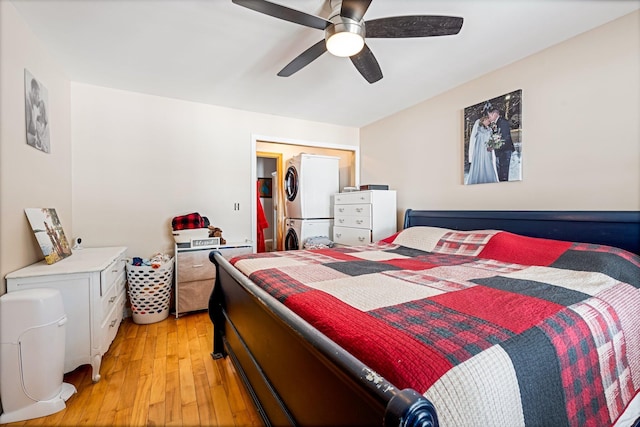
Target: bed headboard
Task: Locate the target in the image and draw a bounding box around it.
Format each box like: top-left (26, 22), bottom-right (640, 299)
top-left (403, 210), bottom-right (640, 255)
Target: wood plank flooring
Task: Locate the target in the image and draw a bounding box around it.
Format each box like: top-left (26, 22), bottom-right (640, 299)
top-left (2, 311), bottom-right (264, 427)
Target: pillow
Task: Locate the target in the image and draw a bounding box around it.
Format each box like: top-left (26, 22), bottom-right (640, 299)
top-left (387, 226), bottom-right (453, 253)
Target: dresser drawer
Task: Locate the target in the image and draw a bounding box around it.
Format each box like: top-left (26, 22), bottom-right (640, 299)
top-left (335, 192), bottom-right (372, 205)
top-left (100, 279), bottom-right (120, 322)
top-left (100, 253), bottom-right (126, 295)
top-left (335, 215), bottom-right (372, 229)
top-left (177, 278), bottom-right (215, 314)
top-left (100, 291), bottom-right (125, 353)
top-left (115, 272), bottom-right (126, 296)
top-left (100, 271), bottom-right (127, 320)
top-left (334, 204), bottom-right (371, 217)
top-left (333, 226), bottom-right (371, 246)
top-left (177, 250), bottom-right (216, 282)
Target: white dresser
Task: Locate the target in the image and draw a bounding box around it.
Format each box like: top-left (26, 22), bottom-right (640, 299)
top-left (5, 247), bottom-right (127, 382)
top-left (333, 190), bottom-right (397, 246)
top-left (174, 242), bottom-right (253, 317)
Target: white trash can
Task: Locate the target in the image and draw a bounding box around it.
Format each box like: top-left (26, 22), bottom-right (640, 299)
top-left (0, 288), bottom-right (76, 423)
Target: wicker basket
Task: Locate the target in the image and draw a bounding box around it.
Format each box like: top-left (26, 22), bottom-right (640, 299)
top-left (125, 258), bottom-right (174, 324)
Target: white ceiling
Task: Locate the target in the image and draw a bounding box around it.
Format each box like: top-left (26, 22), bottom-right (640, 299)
top-left (10, 0), bottom-right (639, 127)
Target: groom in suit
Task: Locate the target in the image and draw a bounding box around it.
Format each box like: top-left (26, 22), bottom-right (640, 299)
top-left (488, 107), bottom-right (514, 181)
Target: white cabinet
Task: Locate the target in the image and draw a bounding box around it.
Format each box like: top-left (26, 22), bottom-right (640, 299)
top-left (5, 247), bottom-right (127, 382)
top-left (333, 190), bottom-right (397, 246)
top-left (174, 242), bottom-right (253, 317)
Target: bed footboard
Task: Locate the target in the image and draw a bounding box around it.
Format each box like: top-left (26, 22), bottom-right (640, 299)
top-left (208, 251), bottom-right (438, 427)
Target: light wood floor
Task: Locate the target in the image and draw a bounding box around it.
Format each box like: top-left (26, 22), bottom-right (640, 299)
top-left (3, 311), bottom-right (264, 427)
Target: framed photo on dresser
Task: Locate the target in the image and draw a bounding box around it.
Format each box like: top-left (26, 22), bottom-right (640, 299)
top-left (25, 208), bottom-right (72, 264)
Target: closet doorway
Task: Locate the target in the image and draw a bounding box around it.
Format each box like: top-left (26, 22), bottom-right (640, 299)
top-left (256, 152), bottom-right (282, 251)
top-left (252, 136), bottom-right (359, 253)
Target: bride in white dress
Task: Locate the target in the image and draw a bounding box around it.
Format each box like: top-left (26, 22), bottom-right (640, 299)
top-left (466, 115), bottom-right (498, 185)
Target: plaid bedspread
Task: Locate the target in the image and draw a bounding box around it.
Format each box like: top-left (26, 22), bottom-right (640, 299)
top-left (230, 226), bottom-right (640, 426)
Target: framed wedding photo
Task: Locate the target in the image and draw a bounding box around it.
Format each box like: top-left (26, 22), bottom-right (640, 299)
top-left (463, 89), bottom-right (522, 185)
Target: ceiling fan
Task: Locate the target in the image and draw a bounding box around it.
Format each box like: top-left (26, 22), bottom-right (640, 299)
top-left (232, 0), bottom-right (463, 83)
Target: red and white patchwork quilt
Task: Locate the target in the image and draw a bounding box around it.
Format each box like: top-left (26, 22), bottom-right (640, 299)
top-left (231, 226), bottom-right (640, 426)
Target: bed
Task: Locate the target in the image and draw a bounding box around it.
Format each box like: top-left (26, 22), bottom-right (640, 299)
top-left (208, 210), bottom-right (640, 426)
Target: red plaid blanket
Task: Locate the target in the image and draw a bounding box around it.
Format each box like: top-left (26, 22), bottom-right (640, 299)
top-left (231, 227), bottom-right (640, 426)
top-left (172, 212), bottom-right (205, 230)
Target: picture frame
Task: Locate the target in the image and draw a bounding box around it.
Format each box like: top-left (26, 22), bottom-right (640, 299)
top-left (25, 208), bottom-right (72, 264)
top-left (258, 177), bottom-right (272, 198)
top-left (463, 89), bottom-right (522, 185)
top-left (24, 69), bottom-right (51, 153)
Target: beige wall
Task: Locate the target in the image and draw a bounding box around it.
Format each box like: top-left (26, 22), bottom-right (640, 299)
top-left (0, 0), bottom-right (357, 289)
top-left (0, 2), bottom-right (72, 294)
top-left (361, 11), bottom-right (640, 224)
top-left (3, 4), bottom-right (639, 291)
top-left (71, 84), bottom-right (359, 258)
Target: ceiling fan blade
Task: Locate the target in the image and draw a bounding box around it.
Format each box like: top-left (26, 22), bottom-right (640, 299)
top-left (341, 0), bottom-right (372, 22)
top-left (232, 0), bottom-right (330, 30)
top-left (350, 44), bottom-right (382, 84)
top-left (277, 40), bottom-right (327, 77)
top-left (365, 15), bottom-right (463, 38)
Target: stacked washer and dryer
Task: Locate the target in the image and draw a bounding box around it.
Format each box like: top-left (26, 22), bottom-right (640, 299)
top-left (284, 154), bottom-right (339, 250)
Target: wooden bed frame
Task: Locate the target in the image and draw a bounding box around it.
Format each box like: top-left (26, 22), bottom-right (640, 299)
top-left (208, 210), bottom-right (640, 426)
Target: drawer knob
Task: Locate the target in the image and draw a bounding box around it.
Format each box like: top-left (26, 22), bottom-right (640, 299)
top-left (358, 236), bottom-right (365, 241)
top-left (356, 220), bottom-right (363, 224)
top-left (109, 319), bottom-right (117, 328)
top-left (338, 208), bottom-right (344, 212)
top-left (338, 219), bottom-right (344, 223)
top-left (356, 208), bottom-right (362, 212)
top-left (108, 296), bottom-right (116, 303)
top-left (336, 233), bottom-right (342, 238)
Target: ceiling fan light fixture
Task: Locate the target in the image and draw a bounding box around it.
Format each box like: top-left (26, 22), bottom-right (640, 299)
top-left (231, 0), bottom-right (464, 83)
top-left (325, 19), bottom-right (365, 57)
top-left (326, 32), bottom-right (364, 57)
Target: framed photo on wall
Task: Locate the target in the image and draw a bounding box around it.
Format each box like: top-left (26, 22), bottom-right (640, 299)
top-left (258, 177), bottom-right (272, 198)
top-left (24, 69), bottom-right (51, 153)
top-left (258, 178), bottom-right (273, 199)
top-left (463, 89), bottom-right (522, 185)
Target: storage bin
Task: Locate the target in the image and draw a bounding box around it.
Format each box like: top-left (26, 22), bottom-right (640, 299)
top-left (125, 258), bottom-right (174, 324)
top-left (172, 228), bottom-right (210, 244)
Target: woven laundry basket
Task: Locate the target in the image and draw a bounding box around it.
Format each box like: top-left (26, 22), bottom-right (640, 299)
top-left (125, 258), bottom-right (174, 324)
